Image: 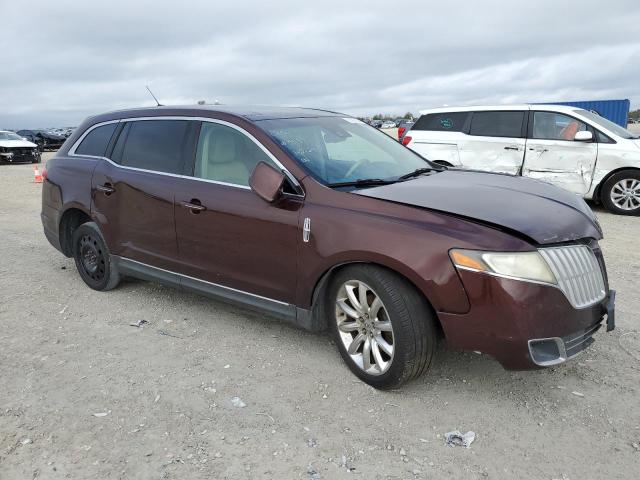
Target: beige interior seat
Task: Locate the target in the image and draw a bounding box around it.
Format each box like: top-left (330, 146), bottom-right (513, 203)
top-left (197, 127), bottom-right (250, 185)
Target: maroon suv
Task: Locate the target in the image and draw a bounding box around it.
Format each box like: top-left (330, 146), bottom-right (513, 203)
top-left (41, 105), bottom-right (615, 389)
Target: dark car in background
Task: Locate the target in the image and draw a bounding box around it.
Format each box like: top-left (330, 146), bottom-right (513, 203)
top-left (41, 105), bottom-right (615, 389)
top-left (17, 129), bottom-right (66, 151)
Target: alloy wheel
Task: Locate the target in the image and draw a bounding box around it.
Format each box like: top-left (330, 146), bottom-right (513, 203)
top-left (610, 179), bottom-right (640, 211)
top-left (335, 280), bottom-right (395, 375)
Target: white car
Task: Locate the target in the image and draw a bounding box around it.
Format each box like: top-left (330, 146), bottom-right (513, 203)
top-left (381, 121), bottom-right (397, 129)
top-left (405, 105), bottom-right (640, 215)
top-left (0, 130), bottom-right (41, 163)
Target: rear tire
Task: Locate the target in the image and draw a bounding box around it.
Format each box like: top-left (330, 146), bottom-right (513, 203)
top-left (601, 170), bottom-right (640, 215)
top-left (72, 222), bottom-right (120, 291)
top-left (328, 265), bottom-right (437, 389)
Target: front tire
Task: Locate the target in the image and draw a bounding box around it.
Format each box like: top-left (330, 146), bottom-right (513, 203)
top-left (328, 265), bottom-right (437, 389)
top-left (72, 222), bottom-right (120, 291)
top-left (602, 170), bottom-right (640, 215)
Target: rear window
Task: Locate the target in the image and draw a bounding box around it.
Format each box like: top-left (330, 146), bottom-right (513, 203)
top-left (412, 112), bottom-right (469, 132)
top-left (469, 111), bottom-right (524, 138)
top-left (115, 120), bottom-right (190, 174)
top-left (75, 123), bottom-right (117, 157)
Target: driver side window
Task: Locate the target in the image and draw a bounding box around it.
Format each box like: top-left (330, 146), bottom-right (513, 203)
top-left (194, 122), bottom-right (280, 187)
top-left (532, 112), bottom-right (588, 141)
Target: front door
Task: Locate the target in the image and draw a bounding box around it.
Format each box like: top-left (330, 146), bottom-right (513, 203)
top-left (92, 119), bottom-right (196, 272)
top-left (522, 111), bottom-right (598, 195)
top-left (458, 110), bottom-right (526, 174)
top-left (174, 120), bottom-right (301, 305)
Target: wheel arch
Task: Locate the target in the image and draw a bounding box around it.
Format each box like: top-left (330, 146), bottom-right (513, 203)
top-left (307, 260), bottom-right (445, 338)
top-left (58, 206), bottom-right (93, 257)
top-left (593, 166), bottom-right (640, 203)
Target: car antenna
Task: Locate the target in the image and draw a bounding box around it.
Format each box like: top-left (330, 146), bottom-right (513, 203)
top-left (145, 85), bottom-right (163, 107)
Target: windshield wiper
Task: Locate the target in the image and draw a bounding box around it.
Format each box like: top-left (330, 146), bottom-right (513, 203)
top-left (397, 167), bottom-right (438, 181)
top-left (326, 178), bottom-right (397, 188)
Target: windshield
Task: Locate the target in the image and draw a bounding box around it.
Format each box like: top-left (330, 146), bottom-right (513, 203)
top-left (257, 116), bottom-right (431, 185)
top-left (0, 132), bottom-right (24, 141)
top-left (576, 110), bottom-right (637, 139)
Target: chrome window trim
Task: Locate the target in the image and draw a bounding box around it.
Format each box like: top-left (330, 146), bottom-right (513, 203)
top-left (69, 116), bottom-right (304, 196)
top-left (115, 256), bottom-right (290, 306)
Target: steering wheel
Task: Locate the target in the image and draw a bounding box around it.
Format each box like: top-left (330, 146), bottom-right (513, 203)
top-left (345, 158), bottom-right (370, 178)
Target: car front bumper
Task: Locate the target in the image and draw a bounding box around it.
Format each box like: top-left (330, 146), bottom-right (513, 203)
top-left (0, 150), bottom-right (39, 162)
top-left (437, 269), bottom-right (614, 370)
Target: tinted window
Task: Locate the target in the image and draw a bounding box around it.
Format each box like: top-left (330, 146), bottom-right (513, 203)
top-left (469, 111), bottom-right (524, 137)
top-left (75, 123), bottom-right (117, 157)
top-left (194, 122), bottom-right (278, 186)
top-left (412, 112), bottom-right (469, 132)
top-left (532, 112), bottom-right (587, 141)
top-left (118, 120), bottom-right (189, 174)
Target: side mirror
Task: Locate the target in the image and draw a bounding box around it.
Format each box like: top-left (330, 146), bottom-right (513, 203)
top-left (574, 130), bottom-right (593, 142)
top-left (249, 161), bottom-right (286, 203)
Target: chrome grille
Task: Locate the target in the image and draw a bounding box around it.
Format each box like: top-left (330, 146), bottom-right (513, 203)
top-left (539, 245), bottom-right (606, 309)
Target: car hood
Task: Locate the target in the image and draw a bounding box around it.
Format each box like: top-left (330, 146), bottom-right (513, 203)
top-left (354, 170), bottom-right (602, 244)
top-left (0, 140), bottom-right (38, 148)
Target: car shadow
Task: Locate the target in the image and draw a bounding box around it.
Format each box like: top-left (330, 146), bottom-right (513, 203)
top-left (118, 277), bottom-right (562, 395)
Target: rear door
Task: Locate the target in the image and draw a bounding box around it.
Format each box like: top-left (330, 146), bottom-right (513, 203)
top-left (458, 110), bottom-right (526, 174)
top-left (405, 112), bottom-right (468, 167)
top-left (173, 120), bottom-right (302, 306)
top-left (522, 111), bottom-right (597, 195)
top-left (91, 118), bottom-right (198, 272)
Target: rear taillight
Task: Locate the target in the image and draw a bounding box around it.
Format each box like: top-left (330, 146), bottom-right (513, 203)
top-left (41, 167), bottom-right (47, 180)
top-left (402, 135), bottom-right (412, 146)
top-left (398, 127), bottom-right (406, 140)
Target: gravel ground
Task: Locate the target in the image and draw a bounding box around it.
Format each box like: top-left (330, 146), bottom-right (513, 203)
top-left (1, 155), bottom-right (638, 479)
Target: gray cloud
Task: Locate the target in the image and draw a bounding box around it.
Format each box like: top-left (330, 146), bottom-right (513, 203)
top-left (2, 0), bottom-right (639, 128)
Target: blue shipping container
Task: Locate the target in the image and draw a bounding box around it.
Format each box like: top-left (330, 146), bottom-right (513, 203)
top-left (544, 99), bottom-right (630, 127)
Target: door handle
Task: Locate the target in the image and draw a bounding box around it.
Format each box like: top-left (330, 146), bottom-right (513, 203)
top-left (96, 183), bottom-right (115, 195)
top-left (504, 146), bottom-right (520, 151)
top-left (180, 199), bottom-right (206, 213)
top-left (528, 148), bottom-right (548, 153)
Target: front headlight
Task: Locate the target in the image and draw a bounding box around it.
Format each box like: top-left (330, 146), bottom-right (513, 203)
top-left (450, 249), bottom-right (557, 284)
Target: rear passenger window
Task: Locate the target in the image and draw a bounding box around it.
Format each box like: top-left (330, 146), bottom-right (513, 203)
top-left (412, 112), bottom-right (469, 132)
top-left (75, 123), bottom-right (117, 157)
top-left (116, 120), bottom-right (190, 174)
top-left (469, 111), bottom-right (524, 138)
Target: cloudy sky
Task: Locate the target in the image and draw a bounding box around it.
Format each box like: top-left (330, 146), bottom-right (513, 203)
top-left (2, 0), bottom-right (639, 127)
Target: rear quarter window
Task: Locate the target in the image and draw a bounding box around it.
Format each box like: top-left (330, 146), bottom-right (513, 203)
top-left (412, 112), bottom-right (469, 132)
top-left (469, 111), bottom-right (524, 138)
top-left (75, 123), bottom-right (117, 157)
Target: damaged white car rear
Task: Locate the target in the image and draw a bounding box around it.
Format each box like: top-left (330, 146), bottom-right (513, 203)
top-left (405, 105), bottom-right (640, 215)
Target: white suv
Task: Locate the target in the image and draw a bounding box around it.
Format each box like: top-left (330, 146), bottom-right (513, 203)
top-left (405, 105), bottom-right (640, 215)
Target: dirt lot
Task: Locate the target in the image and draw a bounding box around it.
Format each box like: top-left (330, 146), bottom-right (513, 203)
top-left (1, 155), bottom-right (639, 479)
